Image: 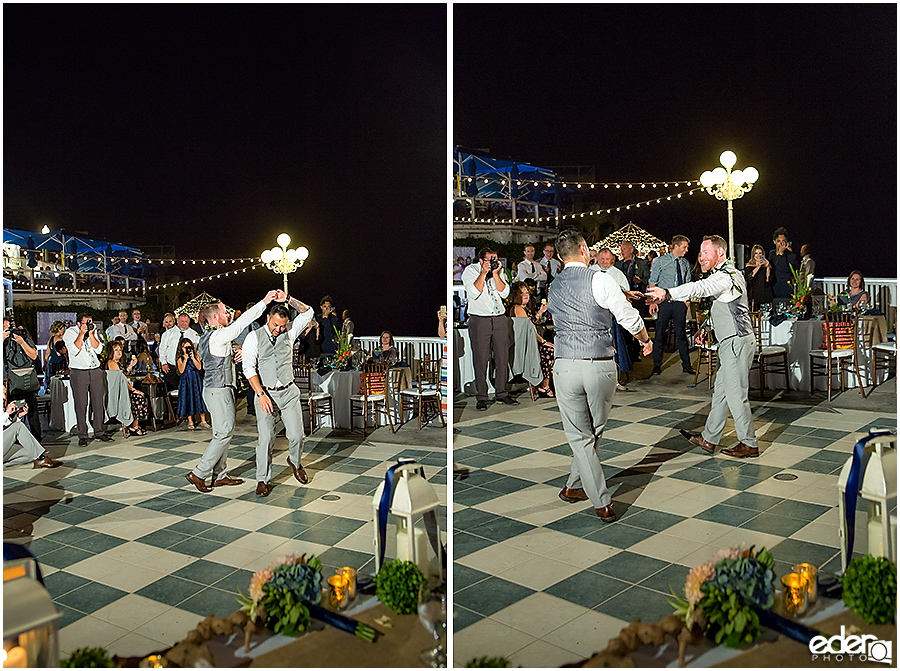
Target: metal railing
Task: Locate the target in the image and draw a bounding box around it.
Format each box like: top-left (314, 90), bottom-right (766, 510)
top-left (3, 266), bottom-right (146, 296)
top-left (818, 277), bottom-right (896, 332)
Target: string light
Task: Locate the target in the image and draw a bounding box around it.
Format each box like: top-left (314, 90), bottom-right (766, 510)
top-left (456, 175), bottom-right (699, 190)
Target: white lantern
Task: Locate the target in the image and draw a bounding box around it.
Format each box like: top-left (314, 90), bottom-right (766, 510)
top-left (837, 429), bottom-right (897, 570)
top-left (3, 557), bottom-right (61, 667)
top-left (373, 460), bottom-right (442, 578)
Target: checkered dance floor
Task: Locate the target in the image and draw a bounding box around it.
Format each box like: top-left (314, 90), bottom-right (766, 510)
top-left (3, 410), bottom-right (446, 659)
top-left (452, 369), bottom-right (896, 667)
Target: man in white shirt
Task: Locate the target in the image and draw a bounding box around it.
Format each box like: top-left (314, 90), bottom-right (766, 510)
top-left (548, 230), bottom-right (652, 523)
top-left (596, 247), bottom-right (637, 392)
top-left (159, 313), bottom-right (200, 388)
top-left (63, 313), bottom-right (113, 447)
top-left (243, 296), bottom-right (314, 496)
top-left (462, 248), bottom-right (515, 411)
top-left (106, 310), bottom-right (137, 341)
top-left (516, 244), bottom-right (548, 284)
top-left (538, 242), bottom-right (562, 295)
top-left (131, 309), bottom-right (149, 338)
top-left (186, 289), bottom-right (283, 493)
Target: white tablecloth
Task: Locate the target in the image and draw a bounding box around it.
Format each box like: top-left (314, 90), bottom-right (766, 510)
top-left (766, 318), bottom-right (868, 390)
top-left (49, 376), bottom-right (108, 433)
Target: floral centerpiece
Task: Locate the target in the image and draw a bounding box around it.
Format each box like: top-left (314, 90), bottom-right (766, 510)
top-left (332, 326), bottom-right (354, 370)
top-left (670, 545), bottom-right (775, 647)
top-left (789, 265), bottom-right (814, 318)
top-left (237, 553), bottom-right (376, 641)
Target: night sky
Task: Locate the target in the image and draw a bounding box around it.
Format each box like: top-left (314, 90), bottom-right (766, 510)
top-left (454, 5), bottom-right (897, 280)
top-left (5, 5), bottom-right (447, 337)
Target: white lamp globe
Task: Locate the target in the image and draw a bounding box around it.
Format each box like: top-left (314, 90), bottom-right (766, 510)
top-left (731, 170), bottom-right (745, 186)
top-left (297, 246), bottom-right (309, 261)
top-left (711, 167), bottom-right (727, 184)
top-left (285, 248), bottom-right (298, 263)
top-left (700, 171), bottom-right (715, 188)
top-left (277, 233), bottom-right (291, 248)
top-left (41, 225), bottom-right (50, 234)
top-left (719, 151), bottom-right (737, 169)
top-left (744, 166), bottom-right (759, 183)
top-left (261, 249), bottom-right (272, 264)
top-left (270, 246), bottom-right (284, 260)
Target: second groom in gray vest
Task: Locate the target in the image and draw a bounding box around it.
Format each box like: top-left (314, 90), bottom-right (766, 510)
top-left (548, 230), bottom-right (653, 523)
top-left (242, 297), bottom-right (314, 496)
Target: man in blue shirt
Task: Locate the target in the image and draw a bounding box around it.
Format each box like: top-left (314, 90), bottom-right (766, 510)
top-left (648, 235), bottom-right (695, 376)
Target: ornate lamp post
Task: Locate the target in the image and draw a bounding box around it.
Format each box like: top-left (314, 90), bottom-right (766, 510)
top-left (699, 151), bottom-right (759, 263)
top-left (260, 233), bottom-right (309, 294)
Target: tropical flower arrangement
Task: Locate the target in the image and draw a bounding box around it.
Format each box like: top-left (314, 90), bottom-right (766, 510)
top-left (670, 545), bottom-right (775, 648)
top-left (237, 553), bottom-right (376, 642)
top-left (789, 264), bottom-right (814, 314)
top-left (332, 326), bottom-right (354, 369)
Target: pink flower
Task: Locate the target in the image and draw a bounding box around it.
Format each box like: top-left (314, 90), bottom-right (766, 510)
top-left (684, 560), bottom-right (716, 605)
top-left (249, 567), bottom-right (274, 602)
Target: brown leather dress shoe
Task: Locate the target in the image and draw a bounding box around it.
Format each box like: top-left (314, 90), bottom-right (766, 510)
top-left (256, 481), bottom-right (270, 497)
top-left (214, 475), bottom-right (244, 487)
top-left (559, 487), bottom-right (589, 503)
top-left (720, 442), bottom-right (760, 458)
top-left (595, 504), bottom-right (617, 523)
top-left (287, 457), bottom-right (309, 484)
top-left (679, 429), bottom-right (716, 454)
top-left (185, 472), bottom-right (212, 493)
top-left (33, 455), bottom-right (62, 469)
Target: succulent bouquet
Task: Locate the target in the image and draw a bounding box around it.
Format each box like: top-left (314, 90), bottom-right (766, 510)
top-left (670, 545), bottom-right (775, 648)
top-left (238, 553), bottom-right (375, 641)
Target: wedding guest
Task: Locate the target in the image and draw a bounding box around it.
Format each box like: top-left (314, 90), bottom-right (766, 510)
top-left (3, 385), bottom-right (61, 468)
top-left (374, 331), bottom-right (399, 363)
top-left (316, 296), bottom-right (341, 356)
top-left (102, 341), bottom-right (148, 438)
top-left (508, 282), bottom-right (554, 397)
top-left (46, 321), bottom-right (68, 375)
top-left (106, 310), bottom-right (138, 341)
top-left (837, 270), bottom-right (870, 309)
top-left (516, 243), bottom-right (548, 284)
top-left (539, 242), bottom-right (562, 295)
top-left (131, 339), bottom-right (154, 374)
top-left (767, 227), bottom-right (798, 299)
top-left (63, 313), bottom-right (110, 446)
top-left (3, 317), bottom-right (42, 441)
top-left (743, 244), bottom-right (775, 311)
top-left (799, 244), bottom-right (816, 291)
top-left (176, 337), bottom-right (209, 430)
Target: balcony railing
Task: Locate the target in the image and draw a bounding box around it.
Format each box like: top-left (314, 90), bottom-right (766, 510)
top-left (3, 266), bottom-right (146, 297)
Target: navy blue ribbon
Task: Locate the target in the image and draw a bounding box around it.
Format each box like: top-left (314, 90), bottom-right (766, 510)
top-left (843, 429), bottom-right (894, 559)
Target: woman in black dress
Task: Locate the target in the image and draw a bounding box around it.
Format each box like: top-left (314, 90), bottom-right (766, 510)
top-left (744, 244), bottom-right (775, 311)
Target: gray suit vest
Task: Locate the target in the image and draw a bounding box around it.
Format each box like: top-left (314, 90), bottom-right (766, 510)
top-left (199, 330), bottom-right (232, 388)
top-left (547, 265), bottom-right (615, 359)
top-left (709, 265), bottom-right (753, 341)
top-left (254, 328), bottom-right (294, 387)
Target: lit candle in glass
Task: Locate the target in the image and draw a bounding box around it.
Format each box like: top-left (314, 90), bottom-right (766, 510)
top-left (327, 575), bottom-right (349, 610)
top-left (792, 563), bottom-right (818, 604)
top-left (781, 573), bottom-right (808, 616)
top-left (338, 567), bottom-right (357, 600)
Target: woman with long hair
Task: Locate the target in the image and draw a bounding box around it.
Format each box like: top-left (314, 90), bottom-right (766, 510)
top-left (102, 341), bottom-right (148, 437)
top-left (743, 244), bottom-right (775, 311)
top-left (507, 281), bottom-right (555, 397)
top-left (176, 337), bottom-right (209, 430)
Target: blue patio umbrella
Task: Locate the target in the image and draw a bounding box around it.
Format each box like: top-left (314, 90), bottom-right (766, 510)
top-left (67, 239), bottom-right (79, 271)
top-left (105, 244), bottom-right (113, 272)
top-left (25, 236), bottom-right (37, 268)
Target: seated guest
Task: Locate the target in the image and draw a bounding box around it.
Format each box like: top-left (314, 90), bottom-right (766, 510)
top-left (176, 337), bottom-right (210, 430)
top-left (374, 331), bottom-right (399, 363)
top-left (837, 270), bottom-right (870, 309)
top-left (508, 281), bottom-right (555, 397)
top-left (743, 244), bottom-right (775, 311)
top-left (132, 339), bottom-right (154, 374)
top-left (102, 341), bottom-right (148, 437)
top-left (3, 385), bottom-right (61, 468)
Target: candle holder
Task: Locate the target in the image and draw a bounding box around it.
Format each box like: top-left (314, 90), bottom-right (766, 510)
top-left (781, 573), bottom-right (809, 617)
top-left (327, 575), bottom-right (349, 610)
top-left (338, 567), bottom-right (357, 600)
top-left (792, 563), bottom-right (818, 604)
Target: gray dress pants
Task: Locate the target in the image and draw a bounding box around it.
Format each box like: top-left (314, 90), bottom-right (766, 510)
top-left (70, 367), bottom-right (106, 439)
top-left (254, 384), bottom-right (305, 483)
top-left (4, 421), bottom-right (44, 466)
top-left (553, 358), bottom-right (618, 508)
top-left (701, 333), bottom-right (759, 448)
top-left (468, 314), bottom-right (510, 401)
top-left (192, 387), bottom-right (236, 482)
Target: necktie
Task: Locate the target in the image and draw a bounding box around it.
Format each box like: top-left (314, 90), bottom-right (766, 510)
top-left (270, 334), bottom-right (277, 346)
top-left (676, 258), bottom-right (683, 286)
top-left (530, 262), bottom-right (534, 273)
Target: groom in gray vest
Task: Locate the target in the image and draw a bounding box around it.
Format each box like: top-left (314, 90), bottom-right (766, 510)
top-left (185, 289), bottom-right (283, 493)
top-left (242, 297), bottom-right (314, 496)
top-left (548, 230), bottom-right (653, 523)
top-left (647, 235), bottom-right (759, 458)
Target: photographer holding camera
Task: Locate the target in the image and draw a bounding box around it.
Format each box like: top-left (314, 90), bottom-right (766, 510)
top-left (176, 337), bottom-right (209, 430)
top-left (63, 313), bottom-right (112, 446)
top-left (3, 314), bottom-right (42, 442)
top-left (3, 384), bottom-right (61, 469)
top-left (462, 248), bottom-right (517, 411)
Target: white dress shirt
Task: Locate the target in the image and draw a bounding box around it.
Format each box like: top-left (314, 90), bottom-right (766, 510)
top-left (564, 261), bottom-right (644, 335)
top-left (539, 257), bottom-right (562, 283)
top-left (516, 259), bottom-right (547, 283)
top-left (206, 300), bottom-right (269, 359)
top-left (105, 323), bottom-right (138, 341)
top-left (668, 262), bottom-right (744, 305)
top-left (595, 264), bottom-right (630, 292)
top-left (63, 326), bottom-right (103, 370)
top-left (462, 263), bottom-right (510, 316)
top-left (242, 309), bottom-right (314, 386)
top-left (159, 326), bottom-right (200, 366)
